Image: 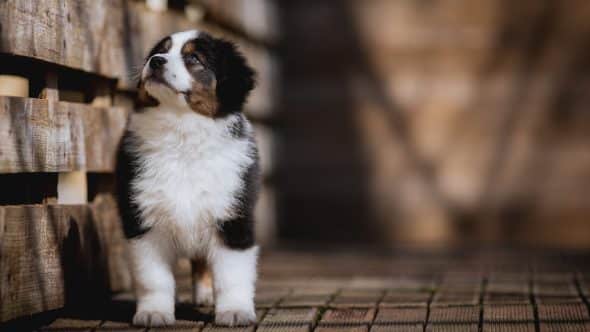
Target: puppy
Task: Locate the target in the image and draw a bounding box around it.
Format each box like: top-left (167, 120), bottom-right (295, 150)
top-left (116, 30), bottom-right (259, 327)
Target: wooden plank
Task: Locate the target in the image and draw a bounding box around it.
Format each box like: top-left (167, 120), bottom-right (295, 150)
top-left (194, 0), bottom-right (279, 44)
top-left (240, 42), bottom-right (278, 119)
top-left (0, 0), bottom-right (128, 86)
top-left (0, 194), bottom-right (129, 322)
top-left (146, 0), bottom-right (168, 12)
top-left (40, 71), bottom-right (59, 102)
top-left (89, 194), bottom-right (132, 293)
top-left (253, 124), bottom-right (276, 179)
top-left (254, 184), bottom-right (276, 246)
top-left (0, 96), bottom-right (128, 173)
top-left (57, 171), bottom-right (88, 204)
top-left (82, 105), bottom-right (128, 172)
top-left (0, 75), bottom-right (29, 98)
top-left (0, 97), bottom-right (85, 173)
top-left (1, 205), bottom-right (70, 322)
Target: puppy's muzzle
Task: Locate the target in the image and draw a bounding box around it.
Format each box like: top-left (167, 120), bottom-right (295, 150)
top-left (145, 56), bottom-right (176, 92)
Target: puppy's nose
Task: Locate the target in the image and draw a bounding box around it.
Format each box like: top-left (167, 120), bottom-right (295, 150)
top-left (149, 56), bottom-right (167, 70)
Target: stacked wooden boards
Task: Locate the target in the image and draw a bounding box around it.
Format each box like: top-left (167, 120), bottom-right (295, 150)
top-left (0, 0), bottom-right (279, 322)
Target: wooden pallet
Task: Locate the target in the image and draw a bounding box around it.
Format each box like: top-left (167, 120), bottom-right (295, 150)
top-left (0, 0), bottom-right (279, 323)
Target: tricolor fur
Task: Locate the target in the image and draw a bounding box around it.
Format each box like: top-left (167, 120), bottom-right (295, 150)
top-left (116, 30), bottom-right (259, 327)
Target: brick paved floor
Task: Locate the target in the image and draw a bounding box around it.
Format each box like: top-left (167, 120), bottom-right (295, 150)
top-left (29, 249), bottom-right (590, 331)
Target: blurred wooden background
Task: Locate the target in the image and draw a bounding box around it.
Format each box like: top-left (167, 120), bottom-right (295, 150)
top-left (276, 0), bottom-right (590, 249)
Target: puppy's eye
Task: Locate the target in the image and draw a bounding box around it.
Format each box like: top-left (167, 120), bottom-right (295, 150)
top-left (186, 53), bottom-right (200, 64)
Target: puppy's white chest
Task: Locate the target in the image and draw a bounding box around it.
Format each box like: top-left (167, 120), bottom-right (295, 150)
top-left (146, 145), bottom-right (233, 218)
top-left (128, 110), bottom-right (252, 253)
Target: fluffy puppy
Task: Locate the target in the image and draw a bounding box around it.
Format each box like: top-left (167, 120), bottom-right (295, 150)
top-left (116, 30), bottom-right (259, 327)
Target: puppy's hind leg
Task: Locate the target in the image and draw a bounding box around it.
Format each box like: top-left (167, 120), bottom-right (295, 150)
top-left (130, 235), bottom-right (176, 327)
top-left (191, 258), bottom-right (215, 306)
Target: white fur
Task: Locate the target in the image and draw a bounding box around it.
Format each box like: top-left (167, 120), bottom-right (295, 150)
top-left (141, 30), bottom-right (200, 96)
top-left (194, 279), bottom-right (215, 306)
top-left (130, 234), bottom-right (176, 326)
top-left (128, 30), bottom-right (258, 327)
top-left (211, 246), bottom-right (258, 325)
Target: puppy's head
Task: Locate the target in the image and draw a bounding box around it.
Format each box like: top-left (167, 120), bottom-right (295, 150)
top-left (138, 30), bottom-right (255, 117)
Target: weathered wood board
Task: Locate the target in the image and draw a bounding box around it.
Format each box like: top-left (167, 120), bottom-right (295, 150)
top-left (0, 194), bottom-right (128, 322)
top-left (195, 0), bottom-right (280, 44)
top-left (82, 104), bottom-right (129, 172)
top-left (0, 205), bottom-right (67, 322)
top-left (0, 97), bottom-right (128, 173)
top-left (253, 124), bottom-right (277, 179)
top-left (0, 0), bottom-right (129, 87)
top-left (88, 194), bottom-right (132, 294)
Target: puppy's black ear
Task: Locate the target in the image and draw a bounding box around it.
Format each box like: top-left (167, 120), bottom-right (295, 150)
top-left (196, 35), bottom-right (256, 115)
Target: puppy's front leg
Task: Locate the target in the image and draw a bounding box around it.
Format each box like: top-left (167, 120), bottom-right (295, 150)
top-left (191, 258), bottom-right (215, 306)
top-left (211, 244), bottom-right (258, 326)
top-left (130, 236), bottom-right (176, 327)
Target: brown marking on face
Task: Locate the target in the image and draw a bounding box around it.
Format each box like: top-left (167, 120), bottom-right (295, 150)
top-left (184, 79), bottom-right (218, 117)
top-left (181, 38), bottom-right (219, 117)
top-left (181, 40), bottom-right (196, 55)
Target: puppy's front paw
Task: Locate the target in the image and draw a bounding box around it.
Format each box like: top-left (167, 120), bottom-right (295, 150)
top-left (133, 310), bottom-right (175, 327)
top-left (215, 309), bottom-right (256, 326)
top-left (195, 286), bottom-right (215, 306)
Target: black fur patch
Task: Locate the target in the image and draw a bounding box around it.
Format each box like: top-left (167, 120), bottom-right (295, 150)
top-left (228, 114), bottom-right (246, 139)
top-left (217, 145), bottom-right (260, 249)
top-left (193, 33), bottom-right (256, 117)
top-left (147, 36), bottom-right (172, 59)
top-left (116, 130), bottom-right (151, 238)
top-left (218, 216), bottom-right (255, 250)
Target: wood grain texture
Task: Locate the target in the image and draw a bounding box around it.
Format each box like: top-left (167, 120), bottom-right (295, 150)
top-left (0, 205), bottom-right (66, 322)
top-left (0, 194), bottom-right (129, 322)
top-left (0, 0), bottom-right (128, 86)
top-left (0, 97), bottom-right (128, 173)
top-left (89, 193), bottom-right (132, 293)
top-left (195, 0), bottom-right (280, 44)
top-left (82, 105), bottom-right (128, 172)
